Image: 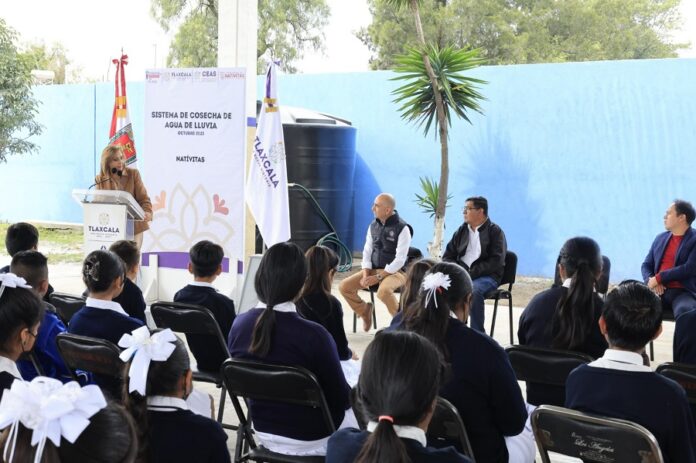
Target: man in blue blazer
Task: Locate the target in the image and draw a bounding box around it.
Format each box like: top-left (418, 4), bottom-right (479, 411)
top-left (641, 199), bottom-right (696, 318)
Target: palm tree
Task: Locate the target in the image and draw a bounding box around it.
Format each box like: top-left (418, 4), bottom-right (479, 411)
top-left (387, 0), bottom-right (486, 257)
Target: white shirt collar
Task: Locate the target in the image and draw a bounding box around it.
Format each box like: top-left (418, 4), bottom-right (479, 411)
top-left (0, 355), bottom-right (22, 379)
top-left (254, 301), bottom-right (296, 313)
top-left (188, 281), bottom-right (216, 289)
top-left (367, 421), bottom-right (426, 447)
top-left (85, 297), bottom-right (128, 316)
top-left (147, 395), bottom-right (188, 411)
top-left (589, 349), bottom-right (650, 372)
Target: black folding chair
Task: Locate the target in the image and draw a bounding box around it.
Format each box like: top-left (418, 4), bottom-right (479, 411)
top-left (221, 358), bottom-right (335, 463)
top-left (657, 362), bottom-right (696, 404)
top-left (650, 308), bottom-right (675, 361)
top-left (55, 333), bottom-right (123, 399)
top-left (18, 350), bottom-right (45, 376)
top-left (150, 301), bottom-right (235, 430)
top-left (505, 345), bottom-right (593, 407)
top-left (485, 251), bottom-right (517, 344)
top-left (49, 292), bottom-right (86, 325)
top-left (427, 397), bottom-right (476, 461)
top-left (532, 405), bottom-right (664, 463)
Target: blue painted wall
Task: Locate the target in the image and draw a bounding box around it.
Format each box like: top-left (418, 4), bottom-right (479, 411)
top-left (1, 58), bottom-right (695, 281)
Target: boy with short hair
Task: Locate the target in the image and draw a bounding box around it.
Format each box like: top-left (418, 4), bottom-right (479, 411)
top-left (174, 240), bottom-right (235, 372)
top-left (109, 240), bottom-right (146, 322)
top-left (10, 250), bottom-right (72, 382)
top-left (565, 281), bottom-right (696, 462)
top-left (2, 222), bottom-right (39, 273)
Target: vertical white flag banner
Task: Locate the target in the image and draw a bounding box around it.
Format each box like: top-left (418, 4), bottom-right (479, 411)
top-left (143, 68), bottom-right (246, 274)
top-left (246, 62), bottom-right (291, 246)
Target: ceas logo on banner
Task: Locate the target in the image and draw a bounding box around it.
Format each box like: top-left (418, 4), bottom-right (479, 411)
top-left (146, 71), bottom-right (161, 83)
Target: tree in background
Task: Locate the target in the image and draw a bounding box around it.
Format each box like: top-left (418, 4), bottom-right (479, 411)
top-left (388, 0), bottom-right (486, 257)
top-left (150, 0), bottom-right (330, 72)
top-left (359, 0), bottom-right (687, 69)
top-left (20, 42), bottom-right (71, 84)
top-left (0, 18), bottom-right (42, 163)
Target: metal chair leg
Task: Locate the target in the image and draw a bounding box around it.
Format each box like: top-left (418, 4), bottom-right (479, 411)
top-left (649, 340), bottom-right (654, 361)
top-left (370, 290), bottom-right (377, 329)
top-left (490, 297), bottom-right (499, 337)
top-left (508, 297), bottom-right (514, 345)
top-left (353, 312), bottom-right (357, 333)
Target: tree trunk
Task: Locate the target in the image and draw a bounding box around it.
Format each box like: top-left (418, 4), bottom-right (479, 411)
top-left (410, 0), bottom-right (450, 258)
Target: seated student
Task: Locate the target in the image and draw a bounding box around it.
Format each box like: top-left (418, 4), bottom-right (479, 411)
top-left (394, 262), bottom-right (532, 463)
top-left (228, 242), bottom-right (354, 456)
top-left (389, 258), bottom-right (435, 327)
top-left (566, 281), bottom-right (696, 462)
top-left (0, 378), bottom-right (137, 463)
top-left (298, 246), bottom-right (360, 385)
top-left (10, 250), bottom-right (73, 382)
top-left (174, 240), bottom-right (236, 372)
top-left (109, 240), bottom-right (146, 323)
top-left (69, 251), bottom-right (144, 397)
top-left (0, 273), bottom-right (44, 399)
top-left (121, 327), bottom-right (230, 463)
top-left (327, 330), bottom-right (471, 463)
top-left (1, 222), bottom-right (54, 301)
top-left (517, 237), bottom-right (607, 406)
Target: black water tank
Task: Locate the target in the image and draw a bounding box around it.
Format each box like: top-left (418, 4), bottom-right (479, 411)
top-left (255, 105), bottom-right (357, 252)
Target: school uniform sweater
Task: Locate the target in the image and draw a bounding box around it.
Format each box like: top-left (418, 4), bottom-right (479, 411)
top-left (326, 428), bottom-right (471, 463)
top-left (566, 350), bottom-right (696, 463)
top-left (174, 283), bottom-right (236, 372)
top-left (391, 317), bottom-right (527, 463)
top-left (113, 278), bottom-right (147, 323)
top-left (17, 307), bottom-right (72, 382)
top-left (296, 292), bottom-right (351, 361)
top-left (228, 304), bottom-right (350, 441)
top-left (517, 285), bottom-right (607, 405)
top-left (146, 396), bottom-right (230, 463)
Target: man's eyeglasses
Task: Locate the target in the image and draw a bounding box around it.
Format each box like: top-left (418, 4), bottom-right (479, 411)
top-left (462, 207), bottom-right (480, 213)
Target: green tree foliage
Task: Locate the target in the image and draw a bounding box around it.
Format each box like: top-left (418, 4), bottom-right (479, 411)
top-left (20, 42), bottom-right (70, 84)
top-left (359, 0), bottom-right (687, 69)
top-left (0, 19), bottom-right (42, 163)
top-left (150, 0), bottom-right (330, 72)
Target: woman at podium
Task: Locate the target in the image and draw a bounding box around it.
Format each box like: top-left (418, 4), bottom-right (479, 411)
top-left (95, 145), bottom-right (152, 248)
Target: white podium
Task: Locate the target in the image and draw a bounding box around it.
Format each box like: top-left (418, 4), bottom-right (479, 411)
top-left (72, 189), bottom-right (146, 255)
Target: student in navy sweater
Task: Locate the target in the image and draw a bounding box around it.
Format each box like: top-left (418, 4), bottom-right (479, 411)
top-left (517, 237), bottom-right (607, 406)
top-left (122, 327), bottom-right (230, 463)
top-left (228, 242), bottom-right (353, 456)
top-left (0, 273), bottom-right (44, 399)
top-left (566, 281), bottom-right (696, 463)
top-left (394, 262), bottom-right (532, 463)
top-left (174, 240), bottom-right (235, 372)
top-left (109, 240), bottom-right (147, 323)
top-left (1, 222), bottom-right (54, 301)
top-left (69, 250), bottom-right (144, 346)
top-left (327, 330), bottom-right (470, 463)
top-left (10, 251), bottom-right (72, 382)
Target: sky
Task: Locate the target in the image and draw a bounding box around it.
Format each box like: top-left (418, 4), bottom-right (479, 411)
top-left (0, 0), bottom-right (694, 82)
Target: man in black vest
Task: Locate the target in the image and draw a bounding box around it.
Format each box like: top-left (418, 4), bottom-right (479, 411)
top-left (442, 196), bottom-right (507, 333)
top-left (339, 193), bottom-right (411, 331)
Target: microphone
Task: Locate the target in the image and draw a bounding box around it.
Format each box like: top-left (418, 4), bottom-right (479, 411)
top-left (86, 168), bottom-right (117, 190)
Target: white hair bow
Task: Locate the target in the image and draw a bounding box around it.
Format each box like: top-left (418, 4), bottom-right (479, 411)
top-left (421, 272), bottom-right (452, 308)
top-left (0, 273), bottom-right (33, 300)
top-left (0, 377), bottom-right (107, 463)
top-left (119, 326), bottom-right (177, 396)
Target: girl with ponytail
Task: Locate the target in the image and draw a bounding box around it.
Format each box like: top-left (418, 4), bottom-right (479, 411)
top-left (227, 242), bottom-right (354, 456)
top-left (326, 330), bottom-right (470, 463)
top-left (121, 327), bottom-right (230, 463)
top-left (396, 262), bottom-right (532, 463)
top-left (518, 237), bottom-right (607, 405)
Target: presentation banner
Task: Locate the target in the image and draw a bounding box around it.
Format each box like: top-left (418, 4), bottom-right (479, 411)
top-left (143, 68), bottom-right (246, 272)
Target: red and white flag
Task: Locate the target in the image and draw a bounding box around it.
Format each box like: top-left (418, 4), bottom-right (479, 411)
top-left (109, 54), bottom-right (137, 166)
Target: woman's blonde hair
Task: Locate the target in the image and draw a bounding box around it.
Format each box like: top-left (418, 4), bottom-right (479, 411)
top-left (99, 145), bottom-right (125, 178)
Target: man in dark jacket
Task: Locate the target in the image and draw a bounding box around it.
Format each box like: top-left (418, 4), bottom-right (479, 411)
top-left (442, 196), bottom-right (506, 332)
top-left (641, 199), bottom-right (696, 319)
top-left (339, 193), bottom-right (411, 330)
